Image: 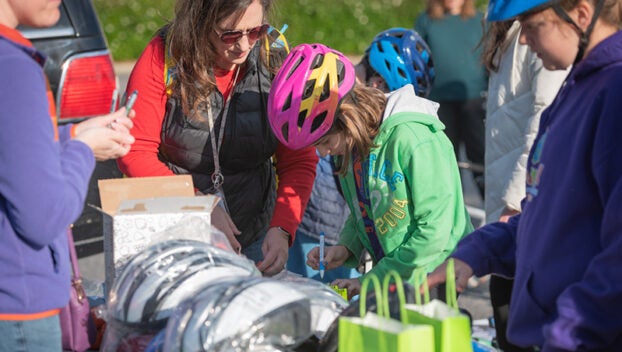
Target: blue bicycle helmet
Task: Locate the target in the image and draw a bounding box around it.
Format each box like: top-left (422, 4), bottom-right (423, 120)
top-left (487, 0), bottom-right (552, 21)
top-left (366, 28), bottom-right (435, 97)
top-left (488, 0), bottom-right (606, 63)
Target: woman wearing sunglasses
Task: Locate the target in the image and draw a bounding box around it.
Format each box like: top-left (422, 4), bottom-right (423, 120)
top-left (117, 0), bottom-right (317, 276)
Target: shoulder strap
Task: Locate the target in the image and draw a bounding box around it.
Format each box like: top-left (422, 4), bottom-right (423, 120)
top-left (66, 229), bottom-right (80, 278)
top-left (162, 27), bottom-right (176, 96)
top-left (352, 151), bottom-right (385, 261)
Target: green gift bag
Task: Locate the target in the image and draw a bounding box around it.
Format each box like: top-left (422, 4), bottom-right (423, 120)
top-left (338, 272), bottom-right (435, 352)
top-left (405, 259), bottom-right (473, 352)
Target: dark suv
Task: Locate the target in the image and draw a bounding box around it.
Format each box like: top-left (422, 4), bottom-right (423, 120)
top-left (19, 0), bottom-right (120, 259)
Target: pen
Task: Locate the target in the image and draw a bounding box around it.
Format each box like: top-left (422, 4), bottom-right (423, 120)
top-left (319, 231), bottom-right (325, 279)
top-left (109, 88), bottom-right (118, 113)
top-left (124, 90), bottom-right (138, 116)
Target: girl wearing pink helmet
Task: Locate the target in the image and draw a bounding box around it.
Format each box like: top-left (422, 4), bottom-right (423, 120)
top-left (268, 43), bottom-right (473, 299)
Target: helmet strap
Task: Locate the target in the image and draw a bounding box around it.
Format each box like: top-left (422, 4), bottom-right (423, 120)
top-left (552, 0), bottom-right (606, 64)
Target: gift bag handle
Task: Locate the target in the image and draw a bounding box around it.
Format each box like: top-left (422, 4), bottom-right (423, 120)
top-left (359, 274), bottom-right (384, 318)
top-left (445, 258), bottom-right (459, 310)
top-left (412, 268), bottom-right (430, 306)
top-left (382, 271), bottom-right (409, 324)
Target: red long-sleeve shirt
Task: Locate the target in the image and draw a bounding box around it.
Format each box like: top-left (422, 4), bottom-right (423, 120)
top-left (117, 35), bottom-right (317, 238)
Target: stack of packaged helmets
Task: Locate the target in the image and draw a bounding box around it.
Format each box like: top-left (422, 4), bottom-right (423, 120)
top-left (102, 239), bottom-right (261, 352)
top-left (161, 275), bottom-right (348, 351)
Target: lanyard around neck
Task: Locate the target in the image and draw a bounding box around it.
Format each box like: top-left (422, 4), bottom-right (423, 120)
top-left (206, 65), bottom-right (241, 190)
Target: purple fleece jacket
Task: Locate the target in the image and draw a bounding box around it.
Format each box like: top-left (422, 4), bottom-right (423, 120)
top-left (453, 31), bottom-right (622, 351)
top-left (0, 31), bottom-right (94, 314)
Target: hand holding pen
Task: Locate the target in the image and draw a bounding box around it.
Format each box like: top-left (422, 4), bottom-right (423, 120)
top-left (71, 102), bottom-right (135, 161)
top-left (306, 241), bottom-right (351, 277)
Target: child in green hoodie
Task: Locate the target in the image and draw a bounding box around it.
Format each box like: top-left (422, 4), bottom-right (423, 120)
top-left (267, 43), bottom-right (472, 299)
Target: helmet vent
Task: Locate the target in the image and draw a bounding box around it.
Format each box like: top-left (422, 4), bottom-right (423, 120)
top-left (286, 56), bottom-right (305, 80)
top-left (303, 79), bottom-right (317, 100)
top-left (297, 111), bottom-right (307, 128)
top-left (311, 54), bottom-right (324, 69)
top-left (336, 61), bottom-right (347, 86)
top-left (397, 67), bottom-right (407, 79)
top-left (283, 92), bottom-right (292, 111)
top-left (375, 42), bottom-right (384, 53)
top-left (311, 111), bottom-right (328, 132)
top-left (320, 77), bottom-right (331, 102)
top-left (281, 123), bottom-right (289, 141)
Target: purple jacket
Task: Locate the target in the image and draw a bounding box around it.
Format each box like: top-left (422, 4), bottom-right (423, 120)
top-left (0, 29), bottom-right (94, 314)
top-left (453, 31), bottom-right (622, 351)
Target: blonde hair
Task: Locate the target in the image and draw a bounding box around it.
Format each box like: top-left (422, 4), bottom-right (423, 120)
top-left (426, 0), bottom-right (476, 19)
top-left (321, 85), bottom-right (386, 175)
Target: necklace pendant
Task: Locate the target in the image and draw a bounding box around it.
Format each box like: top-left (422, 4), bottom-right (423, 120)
top-left (211, 171), bottom-right (224, 189)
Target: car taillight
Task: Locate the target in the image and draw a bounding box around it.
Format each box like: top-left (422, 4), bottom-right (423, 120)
top-left (57, 50), bottom-right (117, 122)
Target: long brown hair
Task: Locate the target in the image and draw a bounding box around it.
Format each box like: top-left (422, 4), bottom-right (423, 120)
top-left (323, 85), bottom-right (387, 175)
top-left (166, 0), bottom-right (273, 115)
top-left (426, 0), bottom-right (477, 19)
top-left (480, 20), bottom-right (514, 73)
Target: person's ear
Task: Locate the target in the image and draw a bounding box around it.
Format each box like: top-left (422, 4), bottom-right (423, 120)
top-left (574, 0), bottom-right (594, 31)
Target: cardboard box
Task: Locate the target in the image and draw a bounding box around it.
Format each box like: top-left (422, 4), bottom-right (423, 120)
top-left (97, 175), bottom-right (219, 294)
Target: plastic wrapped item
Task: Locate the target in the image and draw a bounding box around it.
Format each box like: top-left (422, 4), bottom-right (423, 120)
top-left (102, 239), bottom-right (260, 352)
top-left (162, 276), bottom-right (345, 352)
top-left (144, 329), bottom-right (166, 352)
top-left (146, 215), bottom-right (234, 253)
top-left (273, 274), bottom-right (348, 338)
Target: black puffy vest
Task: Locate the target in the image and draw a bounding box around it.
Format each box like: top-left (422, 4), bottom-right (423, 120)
top-left (158, 46), bottom-right (278, 247)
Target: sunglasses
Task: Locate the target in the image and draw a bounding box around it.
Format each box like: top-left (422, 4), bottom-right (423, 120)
top-left (214, 24), bottom-right (270, 45)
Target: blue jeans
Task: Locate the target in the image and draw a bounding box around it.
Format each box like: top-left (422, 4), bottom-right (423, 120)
top-left (242, 231), bottom-right (266, 263)
top-left (0, 315), bottom-right (62, 352)
top-left (287, 231), bottom-right (360, 283)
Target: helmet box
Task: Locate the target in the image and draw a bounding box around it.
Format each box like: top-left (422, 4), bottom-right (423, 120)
top-left (96, 176), bottom-right (219, 298)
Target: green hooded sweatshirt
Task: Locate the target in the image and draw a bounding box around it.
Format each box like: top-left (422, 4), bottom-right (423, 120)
top-left (337, 84), bottom-right (473, 283)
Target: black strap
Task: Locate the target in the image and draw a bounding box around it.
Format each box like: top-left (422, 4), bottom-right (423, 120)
top-left (329, 156), bottom-right (345, 198)
top-left (552, 0), bottom-right (606, 64)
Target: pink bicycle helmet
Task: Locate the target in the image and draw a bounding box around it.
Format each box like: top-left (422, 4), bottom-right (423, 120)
top-left (268, 43), bottom-right (356, 150)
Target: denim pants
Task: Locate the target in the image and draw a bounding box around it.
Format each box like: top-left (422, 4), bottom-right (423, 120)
top-left (0, 315), bottom-right (62, 352)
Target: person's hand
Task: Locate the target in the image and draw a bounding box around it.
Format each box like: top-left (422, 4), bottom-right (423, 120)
top-left (74, 107), bottom-right (135, 135)
top-left (331, 278), bottom-right (361, 300)
top-left (73, 108), bottom-right (135, 161)
top-left (307, 244), bottom-right (350, 271)
top-left (210, 204), bottom-right (242, 254)
top-left (499, 206), bottom-right (520, 223)
top-left (256, 227), bottom-right (289, 276)
top-left (426, 258), bottom-right (474, 293)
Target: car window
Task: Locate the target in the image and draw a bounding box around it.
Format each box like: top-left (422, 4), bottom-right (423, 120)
top-left (17, 4), bottom-right (75, 40)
